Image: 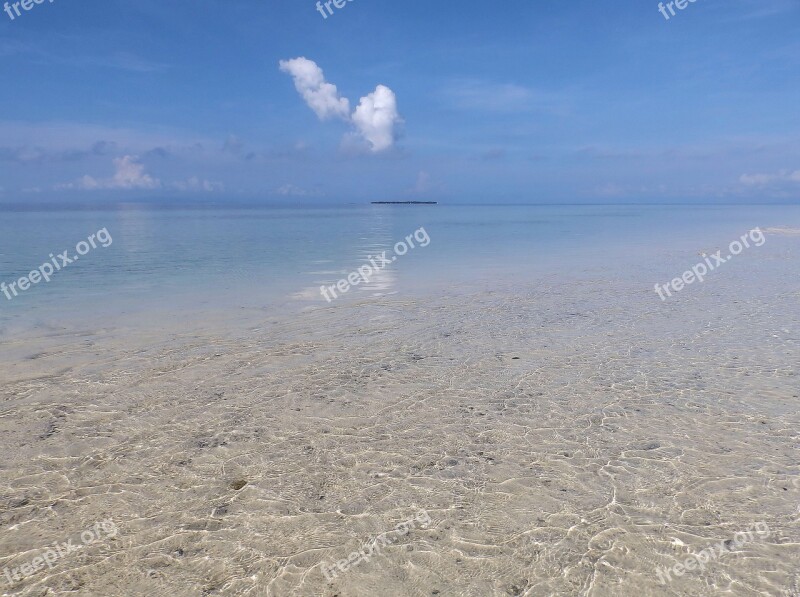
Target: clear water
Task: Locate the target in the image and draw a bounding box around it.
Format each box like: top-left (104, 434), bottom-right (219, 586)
top-left (2, 202), bottom-right (799, 596)
top-left (1, 202), bottom-right (798, 335)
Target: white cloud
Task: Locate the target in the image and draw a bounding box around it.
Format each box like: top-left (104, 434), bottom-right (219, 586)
top-left (411, 171), bottom-right (431, 194)
top-left (60, 155), bottom-right (161, 190)
top-left (404, 170), bottom-right (446, 197)
top-left (275, 183), bottom-right (320, 197)
top-left (279, 57), bottom-right (350, 121)
top-left (58, 156), bottom-right (222, 193)
top-left (441, 79), bottom-right (563, 114)
top-left (172, 176), bottom-right (224, 192)
top-left (280, 58), bottom-right (401, 153)
top-left (105, 155), bottom-right (161, 189)
top-left (740, 169), bottom-right (800, 186)
top-left (351, 85), bottom-right (402, 153)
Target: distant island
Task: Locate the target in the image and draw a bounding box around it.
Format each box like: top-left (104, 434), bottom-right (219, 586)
top-left (371, 201), bottom-right (437, 205)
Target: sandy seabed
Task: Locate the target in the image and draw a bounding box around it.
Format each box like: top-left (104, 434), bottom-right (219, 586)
top-left (1, 266), bottom-right (799, 596)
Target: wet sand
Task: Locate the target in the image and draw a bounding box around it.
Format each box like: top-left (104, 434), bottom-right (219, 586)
top-left (1, 262), bottom-right (799, 596)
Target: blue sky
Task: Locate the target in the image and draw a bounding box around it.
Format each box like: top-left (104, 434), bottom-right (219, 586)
top-left (0, 0), bottom-right (798, 203)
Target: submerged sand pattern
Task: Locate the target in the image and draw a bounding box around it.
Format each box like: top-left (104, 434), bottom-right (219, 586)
top-left (1, 272), bottom-right (799, 596)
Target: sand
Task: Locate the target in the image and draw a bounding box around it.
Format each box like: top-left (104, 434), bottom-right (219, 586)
top-left (1, 269), bottom-right (799, 596)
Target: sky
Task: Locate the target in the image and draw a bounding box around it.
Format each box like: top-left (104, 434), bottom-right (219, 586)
top-left (0, 0), bottom-right (799, 204)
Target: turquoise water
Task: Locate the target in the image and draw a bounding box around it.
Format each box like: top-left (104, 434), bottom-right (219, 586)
top-left (1, 203), bottom-right (798, 335)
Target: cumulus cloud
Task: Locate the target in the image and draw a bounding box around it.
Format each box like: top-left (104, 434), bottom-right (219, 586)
top-left (351, 85), bottom-right (401, 153)
top-left (58, 156), bottom-right (222, 193)
top-left (60, 155), bottom-right (161, 190)
top-left (280, 57), bottom-right (401, 152)
top-left (279, 57), bottom-right (350, 121)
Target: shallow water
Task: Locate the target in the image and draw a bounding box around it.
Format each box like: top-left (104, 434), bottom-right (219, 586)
top-left (2, 203), bottom-right (799, 334)
top-left (1, 205), bottom-right (799, 596)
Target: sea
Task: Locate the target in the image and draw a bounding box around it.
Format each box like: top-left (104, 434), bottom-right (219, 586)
top-left (1, 202), bottom-right (798, 337)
